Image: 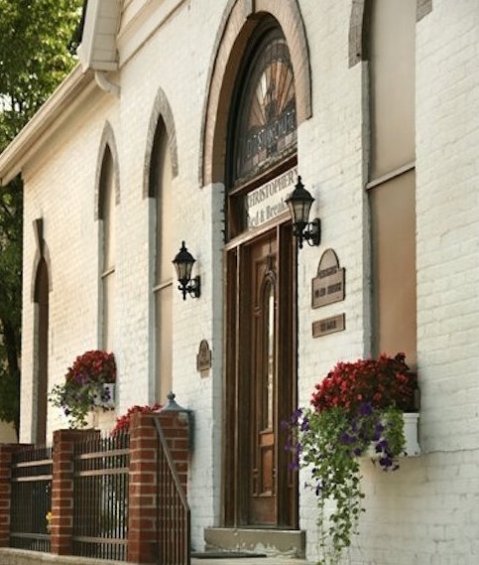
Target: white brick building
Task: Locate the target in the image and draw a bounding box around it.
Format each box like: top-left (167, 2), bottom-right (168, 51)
top-left (0, 0), bottom-right (478, 562)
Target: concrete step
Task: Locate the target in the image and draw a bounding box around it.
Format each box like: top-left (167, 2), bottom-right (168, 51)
top-left (192, 558), bottom-right (313, 565)
top-left (204, 528), bottom-right (306, 559)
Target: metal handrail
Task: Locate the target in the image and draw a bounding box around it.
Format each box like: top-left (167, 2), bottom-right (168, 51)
top-left (154, 415), bottom-right (191, 565)
top-left (154, 416), bottom-right (189, 510)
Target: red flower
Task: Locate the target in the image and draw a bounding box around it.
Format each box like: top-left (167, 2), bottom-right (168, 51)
top-left (111, 403), bottom-right (162, 435)
top-left (65, 350), bottom-right (116, 385)
top-left (311, 353), bottom-right (417, 414)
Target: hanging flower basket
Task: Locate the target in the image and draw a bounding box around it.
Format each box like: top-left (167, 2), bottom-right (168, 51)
top-left (49, 350), bottom-right (117, 428)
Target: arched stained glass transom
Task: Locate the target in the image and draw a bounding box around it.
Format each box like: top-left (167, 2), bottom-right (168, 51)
top-left (232, 28), bottom-right (296, 187)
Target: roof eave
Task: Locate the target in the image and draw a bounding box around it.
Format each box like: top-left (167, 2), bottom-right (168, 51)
top-left (77, 0), bottom-right (122, 72)
top-left (0, 65), bottom-right (95, 186)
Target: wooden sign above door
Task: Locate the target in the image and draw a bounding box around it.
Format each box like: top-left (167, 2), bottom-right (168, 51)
top-left (244, 166), bottom-right (297, 229)
top-left (312, 249), bottom-right (346, 309)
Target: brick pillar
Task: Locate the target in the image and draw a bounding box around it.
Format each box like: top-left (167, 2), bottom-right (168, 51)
top-left (127, 412), bottom-right (158, 564)
top-left (50, 429), bottom-right (94, 555)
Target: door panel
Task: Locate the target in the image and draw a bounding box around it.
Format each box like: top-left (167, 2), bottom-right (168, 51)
top-left (249, 233), bottom-right (277, 524)
top-left (224, 224), bottom-right (296, 528)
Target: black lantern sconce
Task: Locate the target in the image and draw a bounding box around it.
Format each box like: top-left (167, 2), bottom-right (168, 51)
top-left (172, 241), bottom-right (201, 300)
top-left (285, 176), bottom-right (321, 249)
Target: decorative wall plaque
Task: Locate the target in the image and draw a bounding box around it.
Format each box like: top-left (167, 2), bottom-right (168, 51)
top-left (312, 249), bottom-right (345, 309)
top-left (312, 314), bottom-right (346, 338)
top-left (196, 339), bottom-right (212, 376)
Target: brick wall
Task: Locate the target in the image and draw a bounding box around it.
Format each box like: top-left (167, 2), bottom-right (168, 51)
top-left (127, 412), bottom-right (158, 563)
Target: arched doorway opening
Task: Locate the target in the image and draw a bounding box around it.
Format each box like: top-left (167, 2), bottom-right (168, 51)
top-left (223, 20), bottom-right (298, 528)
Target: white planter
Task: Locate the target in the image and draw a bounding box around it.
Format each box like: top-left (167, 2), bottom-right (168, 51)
top-left (92, 383), bottom-right (115, 409)
top-left (401, 412), bottom-right (420, 456)
top-left (366, 412), bottom-right (420, 459)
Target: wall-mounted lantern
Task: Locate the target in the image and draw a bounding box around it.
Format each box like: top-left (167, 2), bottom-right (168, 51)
top-left (172, 241), bottom-right (201, 300)
top-left (285, 176), bottom-right (321, 249)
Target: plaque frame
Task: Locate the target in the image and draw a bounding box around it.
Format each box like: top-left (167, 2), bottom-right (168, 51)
top-left (312, 249), bottom-right (346, 309)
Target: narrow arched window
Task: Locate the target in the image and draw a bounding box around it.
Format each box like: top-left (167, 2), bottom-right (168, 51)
top-left (150, 120), bottom-right (173, 403)
top-left (368, 0), bottom-right (417, 364)
top-left (33, 258), bottom-right (49, 445)
top-left (99, 147), bottom-right (116, 351)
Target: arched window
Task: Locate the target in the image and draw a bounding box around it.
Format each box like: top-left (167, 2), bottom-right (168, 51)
top-left (227, 23), bottom-right (297, 238)
top-left (33, 258), bottom-right (49, 445)
top-left (99, 147), bottom-right (116, 351)
top-left (150, 120), bottom-right (173, 404)
top-left (368, 0), bottom-right (417, 365)
top-left (233, 28), bottom-right (296, 184)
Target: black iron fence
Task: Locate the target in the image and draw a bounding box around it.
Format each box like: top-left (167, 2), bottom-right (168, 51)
top-left (6, 412), bottom-right (190, 563)
top-left (10, 446), bottom-right (52, 552)
top-left (72, 432), bottom-right (129, 561)
top-left (155, 418), bottom-right (191, 565)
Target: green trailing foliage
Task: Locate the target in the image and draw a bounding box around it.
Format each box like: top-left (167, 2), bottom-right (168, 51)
top-left (0, 0), bottom-right (83, 434)
top-left (286, 355), bottom-right (417, 564)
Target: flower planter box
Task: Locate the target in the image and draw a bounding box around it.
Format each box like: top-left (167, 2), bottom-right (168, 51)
top-left (401, 412), bottom-right (420, 456)
top-left (367, 412), bottom-right (420, 459)
top-left (93, 383), bottom-right (115, 409)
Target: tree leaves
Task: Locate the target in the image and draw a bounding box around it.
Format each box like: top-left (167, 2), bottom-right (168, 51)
top-left (0, 0), bottom-right (83, 138)
top-left (0, 0), bottom-right (83, 433)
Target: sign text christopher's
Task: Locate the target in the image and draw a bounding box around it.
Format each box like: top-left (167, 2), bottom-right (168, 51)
top-left (245, 167), bottom-right (297, 229)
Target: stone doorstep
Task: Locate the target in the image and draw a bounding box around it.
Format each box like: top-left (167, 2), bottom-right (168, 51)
top-left (204, 528), bottom-right (306, 559)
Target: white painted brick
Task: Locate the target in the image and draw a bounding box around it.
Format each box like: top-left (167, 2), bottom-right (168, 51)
top-left (14, 0), bottom-right (479, 562)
